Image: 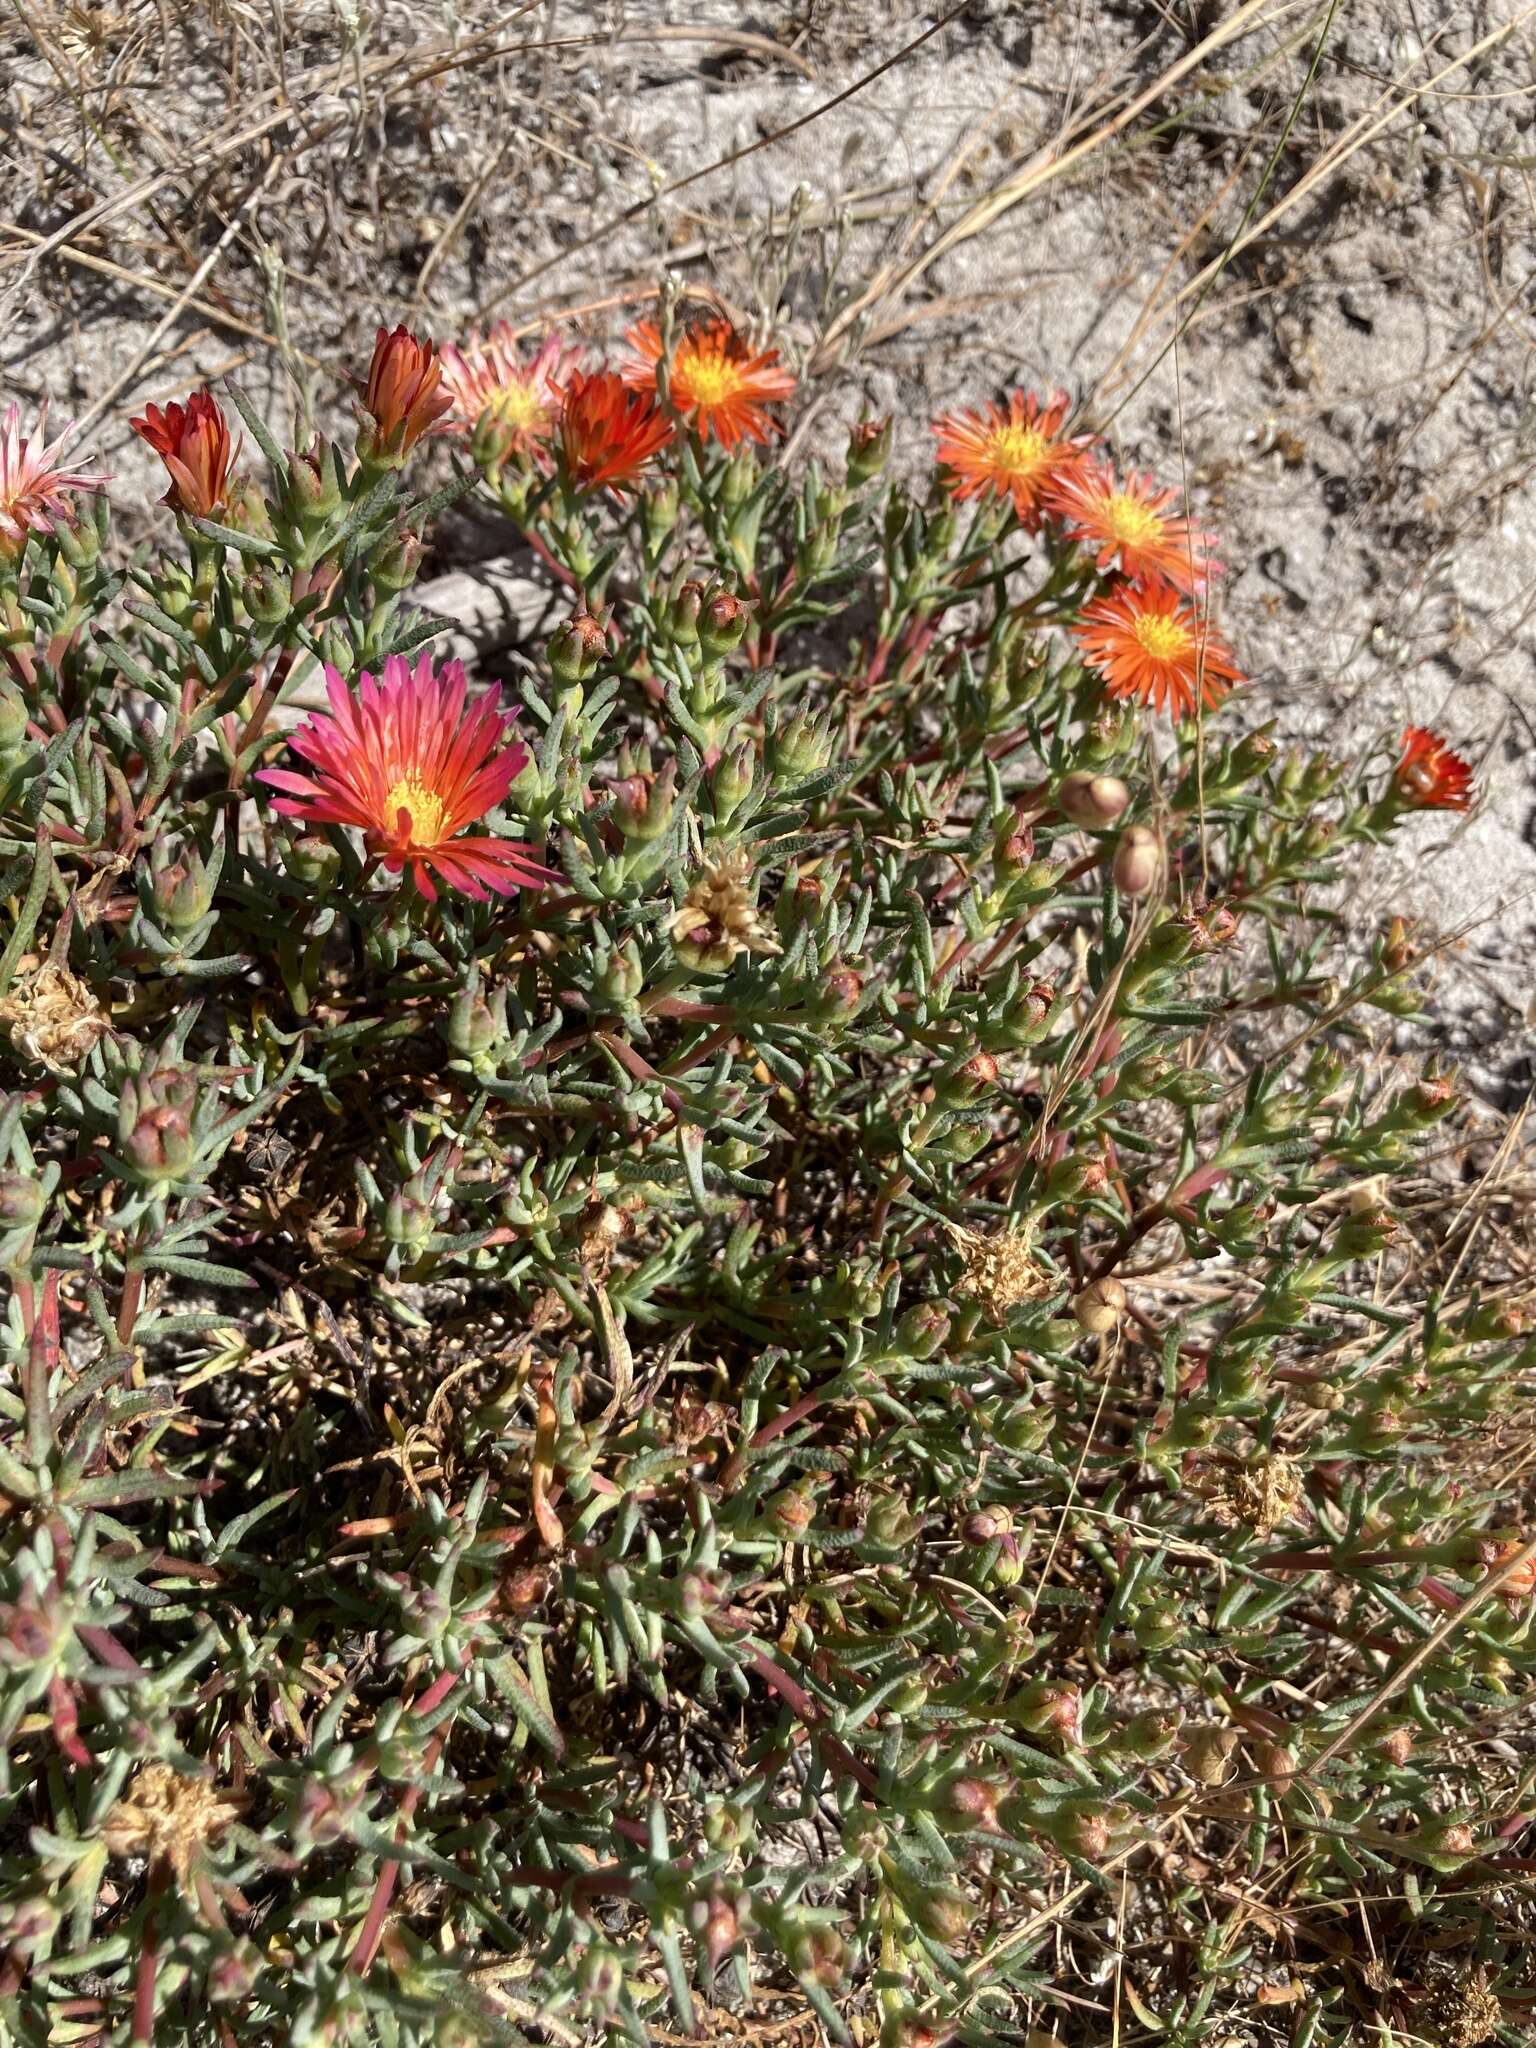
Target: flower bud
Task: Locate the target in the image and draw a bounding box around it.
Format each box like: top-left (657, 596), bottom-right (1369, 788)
top-left (1056, 770), bottom-right (1130, 830)
top-left (935, 1050), bottom-right (998, 1107)
top-left (1416, 1819), bottom-right (1479, 1868)
top-left (897, 1300), bottom-right (950, 1359)
top-left (372, 529), bottom-right (423, 593)
top-left (1375, 1723), bottom-right (1415, 1768)
top-left (910, 1885), bottom-right (970, 1943)
top-left (961, 1505), bottom-right (1013, 1546)
top-left (0, 1173), bottom-right (46, 1229)
top-left (282, 833), bottom-right (341, 888)
top-left (814, 965), bottom-right (865, 1027)
top-left (593, 934), bottom-right (644, 1006)
top-left (711, 741), bottom-right (756, 823)
top-left (1112, 824), bottom-right (1162, 896)
top-left (383, 1191), bottom-right (435, 1248)
top-left (766, 1486), bottom-right (816, 1542)
top-left (207, 1939), bottom-right (263, 2006)
top-left (721, 444), bottom-right (758, 514)
top-left (846, 414), bottom-right (893, 486)
top-left (444, 984), bottom-right (503, 1065)
top-left (699, 587), bottom-right (752, 660)
top-left (151, 846), bottom-right (215, 933)
top-left (935, 1776), bottom-right (1001, 1834)
top-left (609, 758), bottom-right (677, 843)
top-left (575, 1945), bottom-right (626, 2017)
top-left (772, 713), bottom-right (835, 781)
top-left (642, 478), bottom-right (680, 552)
top-left (864, 1494), bottom-right (920, 1547)
top-left (1072, 1276), bottom-right (1126, 1334)
top-left (284, 438), bottom-right (343, 526)
top-left (118, 1069), bottom-right (199, 1184)
top-left (664, 579), bottom-right (705, 647)
top-left (1383, 915), bottom-right (1414, 974)
top-left (549, 611), bottom-right (607, 686)
top-left (992, 808), bottom-right (1035, 879)
top-left (242, 560), bottom-right (293, 624)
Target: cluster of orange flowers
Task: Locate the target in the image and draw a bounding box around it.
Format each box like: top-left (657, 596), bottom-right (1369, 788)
top-left (0, 319), bottom-right (1477, 914)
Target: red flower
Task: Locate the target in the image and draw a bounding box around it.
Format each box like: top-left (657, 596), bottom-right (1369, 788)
top-left (1394, 727), bottom-right (1474, 812)
top-left (932, 389), bottom-right (1090, 526)
top-left (130, 390), bottom-right (239, 520)
top-left (557, 370), bottom-right (673, 496)
top-left (256, 652), bottom-right (553, 903)
top-left (623, 319), bottom-right (795, 450)
top-left (359, 325), bottom-right (453, 459)
top-left (0, 403), bottom-right (108, 552)
top-left (1050, 461), bottom-right (1217, 593)
top-left (1073, 581), bottom-right (1243, 717)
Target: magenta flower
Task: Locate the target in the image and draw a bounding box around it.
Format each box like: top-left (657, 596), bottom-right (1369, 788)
top-left (257, 652), bottom-right (553, 903)
top-left (0, 403), bottom-right (108, 553)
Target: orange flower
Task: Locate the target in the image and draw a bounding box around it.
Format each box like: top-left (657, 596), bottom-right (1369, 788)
top-left (932, 389), bottom-right (1089, 526)
top-left (1051, 462), bottom-right (1216, 593)
top-left (438, 327), bottom-right (578, 465)
top-left (130, 390), bottom-right (239, 520)
top-left (1073, 581), bottom-right (1242, 717)
top-left (558, 370), bottom-right (673, 496)
top-left (1393, 727), bottom-right (1473, 812)
top-left (359, 325), bottom-right (453, 460)
top-left (623, 319), bottom-right (795, 450)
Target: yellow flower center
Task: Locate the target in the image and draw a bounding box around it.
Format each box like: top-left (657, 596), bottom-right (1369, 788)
top-left (384, 776), bottom-right (448, 845)
top-left (1102, 492), bottom-right (1164, 546)
top-left (1131, 611), bottom-right (1193, 662)
top-left (489, 381), bottom-right (547, 431)
top-left (985, 423), bottom-right (1049, 478)
top-left (678, 349), bottom-right (745, 407)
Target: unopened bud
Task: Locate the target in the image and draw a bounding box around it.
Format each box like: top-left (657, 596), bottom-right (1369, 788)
top-left (643, 478), bottom-right (680, 551)
top-left (549, 611), bottom-right (607, 685)
top-left (282, 833), bottom-right (341, 888)
top-left (1112, 824), bottom-right (1162, 896)
top-left (960, 1505), bottom-right (1013, 1546)
top-left (846, 415), bottom-right (893, 486)
top-left (444, 984), bottom-right (503, 1063)
top-left (665, 580), bottom-right (705, 646)
top-left (243, 561), bottom-right (293, 623)
top-left (0, 1173), bottom-right (46, 1228)
top-left (151, 847), bottom-right (215, 932)
top-left (699, 588), bottom-right (752, 660)
top-left (383, 1191), bottom-right (435, 1248)
top-left (1072, 1276), bottom-right (1126, 1334)
top-left (936, 1776), bottom-right (1001, 1833)
top-left (897, 1299), bottom-right (950, 1358)
top-left (610, 759), bottom-right (677, 842)
top-left (1057, 771), bottom-right (1130, 829)
top-left (373, 529), bottom-right (423, 593)
top-left (936, 1050), bottom-right (998, 1107)
top-left (1181, 1725), bottom-right (1240, 1786)
top-left (766, 1486), bottom-right (816, 1542)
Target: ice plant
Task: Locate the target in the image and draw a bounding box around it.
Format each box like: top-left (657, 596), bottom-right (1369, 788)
top-left (623, 317), bottom-right (796, 450)
top-left (2, 340), bottom-right (1524, 2048)
top-left (1051, 461), bottom-right (1216, 592)
top-left (130, 389), bottom-right (238, 520)
top-left (932, 388), bottom-right (1087, 525)
top-left (557, 368), bottom-right (673, 495)
top-left (257, 653), bottom-right (551, 901)
top-left (438, 325), bottom-right (576, 464)
top-left (0, 402), bottom-right (107, 552)
top-left (1393, 726), bottom-right (1474, 812)
top-left (358, 323), bottom-right (453, 460)
top-left (1073, 579), bottom-right (1242, 715)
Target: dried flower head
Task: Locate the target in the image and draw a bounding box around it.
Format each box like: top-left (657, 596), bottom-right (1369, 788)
top-left (624, 318), bottom-right (795, 450)
top-left (558, 370), bottom-right (674, 495)
top-left (932, 389), bottom-right (1088, 527)
top-left (359, 325), bottom-right (453, 459)
top-left (0, 961), bottom-right (110, 1071)
top-left (257, 653), bottom-right (553, 903)
top-left (1394, 727), bottom-right (1474, 812)
top-left (668, 851), bottom-right (781, 971)
top-left (439, 326), bottom-right (576, 463)
top-left (130, 390), bottom-right (239, 520)
top-left (1211, 1453), bottom-right (1305, 1538)
top-left (102, 1763), bottom-right (244, 1884)
top-left (1051, 462), bottom-right (1217, 593)
top-left (945, 1221), bottom-right (1051, 1318)
top-left (1074, 581), bottom-right (1242, 717)
top-left (0, 403), bottom-right (107, 552)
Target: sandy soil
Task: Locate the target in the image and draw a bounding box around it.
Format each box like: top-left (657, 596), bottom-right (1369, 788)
top-left (4, 0), bottom-right (1534, 1098)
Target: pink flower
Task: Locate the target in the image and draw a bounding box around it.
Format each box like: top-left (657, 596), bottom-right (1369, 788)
top-left (0, 403), bottom-right (108, 552)
top-left (257, 652), bottom-right (553, 903)
top-left (438, 327), bottom-right (578, 465)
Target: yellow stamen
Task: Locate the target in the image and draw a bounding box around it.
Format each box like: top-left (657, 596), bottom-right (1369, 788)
top-left (489, 381), bottom-right (546, 430)
top-left (1131, 612), bottom-right (1193, 662)
top-left (1102, 492), bottom-right (1164, 546)
top-left (679, 348), bottom-right (745, 407)
top-left (385, 775), bottom-right (448, 845)
top-left (986, 424), bottom-right (1049, 478)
